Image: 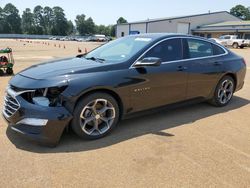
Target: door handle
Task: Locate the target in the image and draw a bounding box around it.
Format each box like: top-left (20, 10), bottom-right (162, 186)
top-left (214, 62), bottom-right (222, 66)
top-left (177, 66), bottom-right (187, 71)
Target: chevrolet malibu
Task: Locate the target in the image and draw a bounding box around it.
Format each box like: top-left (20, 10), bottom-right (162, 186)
top-left (2, 34), bottom-right (246, 146)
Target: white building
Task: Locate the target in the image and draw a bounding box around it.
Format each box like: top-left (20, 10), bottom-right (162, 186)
top-left (116, 11), bottom-right (241, 38)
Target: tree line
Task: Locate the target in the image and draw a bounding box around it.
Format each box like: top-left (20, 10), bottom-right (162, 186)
top-left (4, 3), bottom-right (248, 37)
top-left (0, 3), bottom-right (128, 36)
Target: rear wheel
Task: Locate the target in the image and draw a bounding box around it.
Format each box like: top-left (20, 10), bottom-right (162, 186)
top-left (71, 92), bottom-right (120, 139)
top-left (0, 69), bottom-right (4, 76)
top-left (6, 68), bottom-right (13, 75)
top-left (232, 43), bottom-right (239, 49)
top-left (209, 76), bottom-right (235, 107)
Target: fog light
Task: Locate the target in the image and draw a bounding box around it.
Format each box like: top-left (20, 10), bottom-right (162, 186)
top-left (17, 118), bottom-right (48, 126)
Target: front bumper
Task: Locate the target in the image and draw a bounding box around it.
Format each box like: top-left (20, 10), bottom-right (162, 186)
top-left (2, 89), bottom-right (72, 146)
top-left (240, 43), bottom-right (249, 47)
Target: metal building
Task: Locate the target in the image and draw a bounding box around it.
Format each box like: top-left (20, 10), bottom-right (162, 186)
top-left (193, 21), bottom-right (250, 39)
top-left (116, 11), bottom-right (241, 38)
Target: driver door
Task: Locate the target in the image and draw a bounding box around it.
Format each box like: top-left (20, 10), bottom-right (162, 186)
top-left (129, 38), bottom-right (188, 112)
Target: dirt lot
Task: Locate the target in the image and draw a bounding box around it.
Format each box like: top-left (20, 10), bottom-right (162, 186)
top-left (0, 39), bottom-right (250, 188)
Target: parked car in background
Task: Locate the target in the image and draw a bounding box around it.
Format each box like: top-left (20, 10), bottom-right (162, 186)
top-left (77, 37), bottom-right (87, 42)
top-left (209, 38), bottom-right (223, 45)
top-left (105, 36), bottom-right (113, 42)
top-left (60, 37), bottom-right (70, 41)
top-left (218, 35), bottom-right (249, 49)
top-left (86, 35), bottom-right (107, 42)
top-left (49, 37), bottom-right (59, 40)
top-left (2, 33), bottom-right (246, 146)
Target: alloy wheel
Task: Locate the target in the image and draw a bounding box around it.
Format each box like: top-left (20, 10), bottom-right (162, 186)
top-left (217, 79), bottom-right (234, 104)
top-left (79, 99), bottom-right (116, 136)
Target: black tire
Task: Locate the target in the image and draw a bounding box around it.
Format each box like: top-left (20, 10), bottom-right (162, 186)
top-left (6, 68), bottom-right (13, 75)
top-left (71, 92), bottom-right (120, 140)
top-left (240, 46), bottom-right (244, 49)
top-left (209, 76), bottom-right (235, 107)
top-left (233, 43), bottom-right (239, 49)
top-left (0, 69), bottom-right (4, 76)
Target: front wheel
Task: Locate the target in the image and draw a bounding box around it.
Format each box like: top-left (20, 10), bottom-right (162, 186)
top-left (71, 92), bottom-right (120, 139)
top-left (209, 76), bottom-right (235, 107)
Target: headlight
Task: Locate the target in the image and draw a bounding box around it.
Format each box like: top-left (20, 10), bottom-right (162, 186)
top-left (19, 85), bottom-right (68, 107)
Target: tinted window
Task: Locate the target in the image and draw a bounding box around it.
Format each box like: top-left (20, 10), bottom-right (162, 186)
top-left (212, 44), bottom-right (225, 55)
top-left (143, 39), bottom-right (182, 62)
top-left (187, 39), bottom-right (213, 58)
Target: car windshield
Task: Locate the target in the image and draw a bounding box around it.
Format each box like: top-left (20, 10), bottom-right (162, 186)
top-left (85, 36), bottom-right (153, 63)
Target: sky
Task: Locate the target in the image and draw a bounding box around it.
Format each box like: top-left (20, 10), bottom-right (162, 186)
top-left (0, 0), bottom-right (250, 25)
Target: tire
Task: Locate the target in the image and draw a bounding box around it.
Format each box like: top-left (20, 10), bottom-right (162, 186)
top-left (6, 68), bottom-right (13, 75)
top-left (0, 69), bottom-right (4, 76)
top-left (71, 92), bottom-right (120, 140)
top-left (240, 46), bottom-right (244, 49)
top-left (232, 43), bottom-right (239, 49)
top-left (209, 76), bottom-right (235, 107)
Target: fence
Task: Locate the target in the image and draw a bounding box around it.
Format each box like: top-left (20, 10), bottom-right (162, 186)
top-left (0, 34), bottom-right (56, 39)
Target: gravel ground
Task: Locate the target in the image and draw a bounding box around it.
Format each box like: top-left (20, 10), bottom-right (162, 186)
top-left (0, 39), bottom-right (249, 188)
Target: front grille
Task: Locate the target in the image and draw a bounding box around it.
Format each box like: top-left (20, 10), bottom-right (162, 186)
top-left (3, 92), bottom-right (20, 118)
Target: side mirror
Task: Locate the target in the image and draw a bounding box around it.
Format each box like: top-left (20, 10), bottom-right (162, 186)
top-left (134, 57), bottom-right (161, 67)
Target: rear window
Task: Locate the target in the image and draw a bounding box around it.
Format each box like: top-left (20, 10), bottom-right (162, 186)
top-left (187, 39), bottom-right (213, 58)
top-left (212, 44), bottom-right (225, 55)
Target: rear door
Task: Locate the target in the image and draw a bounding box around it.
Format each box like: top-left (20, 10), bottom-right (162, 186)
top-left (183, 38), bottom-right (224, 99)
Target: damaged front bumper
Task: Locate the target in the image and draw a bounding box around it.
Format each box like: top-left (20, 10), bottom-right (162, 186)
top-left (2, 85), bottom-right (72, 146)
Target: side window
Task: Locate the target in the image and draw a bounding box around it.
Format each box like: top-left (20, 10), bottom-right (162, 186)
top-left (143, 39), bottom-right (182, 62)
top-left (187, 39), bottom-right (213, 58)
top-left (212, 44), bottom-right (225, 55)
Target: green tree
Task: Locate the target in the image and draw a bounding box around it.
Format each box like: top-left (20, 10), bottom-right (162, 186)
top-left (43, 6), bottom-right (54, 34)
top-left (230, 5), bottom-right (250, 20)
top-left (0, 7), bottom-right (5, 33)
top-left (85, 17), bottom-right (95, 34)
top-left (22, 8), bottom-right (35, 34)
top-left (3, 3), bottom-right (22, 33)
top-left (117, 17), bottom-right (128, 24)
top-left (33, 5), bottom-right (44, 34)
top-left (75, 14), bottom-right (96, 35)
top-left (75, 14), bottom-right (86, 35)
top-left (51, 6), bottom-right (68, 35)
top-left (67, 20), bottom-right (74, 35)
top-left (96, 24), bottom-right (106, 35)
top-left (95, 25), bottom-right (115, 36)
top-left (110, 25), bottom-right (116, 37)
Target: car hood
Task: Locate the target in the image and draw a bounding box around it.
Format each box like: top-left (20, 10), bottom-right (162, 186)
top-left (19, 57), bottom-right (107, 79)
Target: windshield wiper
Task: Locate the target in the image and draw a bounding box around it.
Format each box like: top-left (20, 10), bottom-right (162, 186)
top-left (85, 57), bottom-right (105, 63)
